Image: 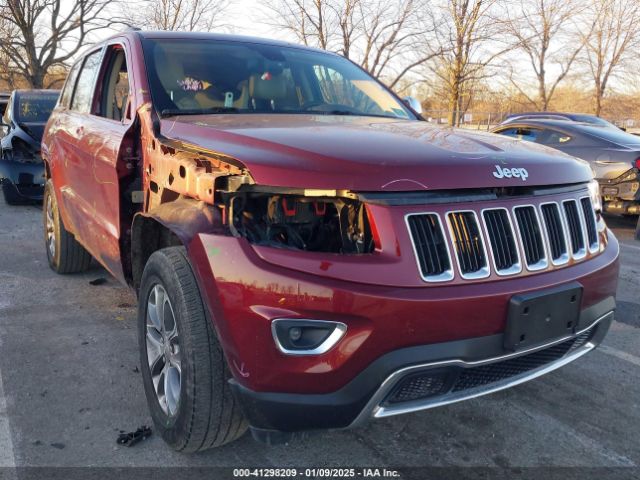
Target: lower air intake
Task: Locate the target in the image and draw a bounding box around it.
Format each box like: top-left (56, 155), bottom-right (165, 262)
top-left (384, 327), bottom-right (594, 405)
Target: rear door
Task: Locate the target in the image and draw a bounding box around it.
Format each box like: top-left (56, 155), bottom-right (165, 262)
top-left (52, 49), bottom-right (103, 240)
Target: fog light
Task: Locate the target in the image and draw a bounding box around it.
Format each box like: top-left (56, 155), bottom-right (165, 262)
top-left (271, 319), bottom-right (347, 355)
top-left (289, 327), bottom-right (302, 341)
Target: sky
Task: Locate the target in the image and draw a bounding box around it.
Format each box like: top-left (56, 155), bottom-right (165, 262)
top-left (97, 0), bottom-right (295, 44)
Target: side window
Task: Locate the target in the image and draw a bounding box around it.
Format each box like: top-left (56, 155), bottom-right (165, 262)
top-left (96, 47), bottom-right (130, 121)
top-left (71, 50), bottom-right (102, 113)
top-left (59, 62), bottom-right (81, 108)
top-left (496, 127), bottom-right (540, 142)
top-left (538, 129), bottom-right (573, 145)
top-left (495, 127), bottom-right (519, 138)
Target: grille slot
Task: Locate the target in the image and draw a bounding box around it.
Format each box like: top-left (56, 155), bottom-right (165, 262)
top-left (514, 206), bottom-right (546, 268)
top-left (580, 197), bottom-right (598, 249)
top-left (540, 203), bottom-right (568, 262)
top-left (563, 200), bottom-right (585, 255)
top-left (447, 211), bottom-right (488, 278)
top-left (483, 209), bottom-right (519, 273)
top-left (406, 214), bottom-right (452, 281)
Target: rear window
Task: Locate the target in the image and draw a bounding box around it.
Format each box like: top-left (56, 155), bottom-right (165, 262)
top-left (16, 93), bottom-right (59, 123)
top-left (579, 125), bottom-right (640, 147)
top-left (538, 129), bottom-right (573, 145)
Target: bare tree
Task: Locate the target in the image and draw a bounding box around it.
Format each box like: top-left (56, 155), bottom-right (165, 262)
top-left (432, 0), bottom-right (511, 126)
top-left (264, 0), bottom-right (441, 88)
top-left (0, 0), bottom-right (116, 88)
top-left (582, 0), bottom-right (640, 115)
top-left (505, 0), bottom-right (591, 111)
top-left (126, 0), bottom-right (230, 32)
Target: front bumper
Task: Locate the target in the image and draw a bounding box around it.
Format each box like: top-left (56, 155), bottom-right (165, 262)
top-left (0, 160), bottom-right (45, 201)
top-left (230, 304), bottom-right (614, 432)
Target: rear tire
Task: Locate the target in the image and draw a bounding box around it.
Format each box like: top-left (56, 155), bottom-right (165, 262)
top-left (635, 215), bottom-right (640, 241)
top-left (138, 247), bottom-right (248, 452)
top-left (43, 180), bottom-right (92, 273)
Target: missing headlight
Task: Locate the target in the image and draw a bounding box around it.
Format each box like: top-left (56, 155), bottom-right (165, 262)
top-left (228, 192), bottom-right (375, 253)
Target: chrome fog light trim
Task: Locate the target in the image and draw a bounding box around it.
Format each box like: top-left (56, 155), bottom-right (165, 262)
top-left (271, 319), bottom-right (347, 356)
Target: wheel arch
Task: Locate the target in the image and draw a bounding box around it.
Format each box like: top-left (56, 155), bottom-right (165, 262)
top-left (130, 197), bottom-right (224, 290)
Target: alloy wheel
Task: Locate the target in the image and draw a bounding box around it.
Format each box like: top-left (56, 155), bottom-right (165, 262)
top-left (146, 284), bottom-right (182, 416)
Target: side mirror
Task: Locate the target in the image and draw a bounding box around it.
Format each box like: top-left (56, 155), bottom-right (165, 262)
top-left (402, 96), bottom-right (422, 115)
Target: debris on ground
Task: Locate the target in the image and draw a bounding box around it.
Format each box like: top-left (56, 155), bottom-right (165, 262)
top-left (117, 426), bottom-right (152, 447)
top-left (89, 278), bottom-right (107, 286)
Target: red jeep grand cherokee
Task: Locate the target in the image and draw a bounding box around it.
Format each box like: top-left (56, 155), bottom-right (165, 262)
top-left (42, 31), bottom-right (619, 451)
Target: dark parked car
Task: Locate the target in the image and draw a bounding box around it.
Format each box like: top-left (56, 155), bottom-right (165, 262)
top-left (501, 112), bottom-right (621, 129)
top-left (0, 92), bottom-right (10, 117)
top-left (492, 119), bottom-right (640, 238)
top-left (42, 31), bottom-right (618, 451)
top-left (0, 89), bottom-right (59, 204)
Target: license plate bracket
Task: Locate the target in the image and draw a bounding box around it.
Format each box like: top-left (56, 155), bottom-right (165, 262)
top-left (504, 283), bottom-right (583, 351)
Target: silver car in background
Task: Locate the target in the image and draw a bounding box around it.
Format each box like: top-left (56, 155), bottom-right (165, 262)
top-left (492, 118), bottom-right (640, 238)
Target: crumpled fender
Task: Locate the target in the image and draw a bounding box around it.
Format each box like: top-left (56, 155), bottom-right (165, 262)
top-left (130, 197), bottom-right (224, 287)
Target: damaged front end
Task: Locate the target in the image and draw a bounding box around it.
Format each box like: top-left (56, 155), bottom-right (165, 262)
top-left (0, 122), bottom-right (46, 203)
top-left (224, 189), bottom-right (376, 254)
top-left (141, 118), bottom-right (375, 256)
top-left (0, 137), bottom-right (45, 203)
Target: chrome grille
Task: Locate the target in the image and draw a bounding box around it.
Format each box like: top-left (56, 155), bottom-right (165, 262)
top-left (447, 211), bottom-right (489, 279)
top-left (482, 208), bottom-right (520, 275)
top-left (580, 197), bottom-right (598, 250)
top-left (540, 203), bottom-right (569, 265)
top-left (406, 214), bottom-right (453, 281)
top-left (514, 206), bottom-right (547, 270)
top-left (563, 200), bottom-right (586, 258)
top-left (407, 191), bottom-right (599, 282)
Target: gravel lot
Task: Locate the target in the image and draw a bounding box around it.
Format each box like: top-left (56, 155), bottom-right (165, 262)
top-left (0, 197), bottom-right (638, 479)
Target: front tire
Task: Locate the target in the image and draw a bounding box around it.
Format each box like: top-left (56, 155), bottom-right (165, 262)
top-left (43, 180), bottom-right (92, 273)
top-left (138, 247), bottom-right (248, 452)
top-left (635, 215), bottom-right (640, 241)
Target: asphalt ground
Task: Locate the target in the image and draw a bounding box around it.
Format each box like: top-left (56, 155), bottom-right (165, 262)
top-left (0, 197), bottom-right (639, 480)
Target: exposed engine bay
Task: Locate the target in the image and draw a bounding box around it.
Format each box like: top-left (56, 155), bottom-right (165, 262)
top-left (227, 192), bottom-right (375, 254)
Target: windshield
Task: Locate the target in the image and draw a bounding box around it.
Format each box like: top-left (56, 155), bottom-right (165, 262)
top-left (141, 38), bottom-right (414, 120)
top-left (16, 93), bottom-right (59, 123)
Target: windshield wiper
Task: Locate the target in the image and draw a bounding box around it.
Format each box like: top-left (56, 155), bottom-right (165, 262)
top-left (160, 106), bottom-right (239, 117)
top-left (308, 110), bottom-right (400, 119)
top-left (324, 110), bottom-right (357, 115)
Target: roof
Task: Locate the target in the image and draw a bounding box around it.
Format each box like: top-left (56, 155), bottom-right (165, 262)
top-left (496, 118), bottom-right (593, 130)
top-left (119, 30), bottom-right (331, 55)
top-left (506, 111), bottom-right (595, 118)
